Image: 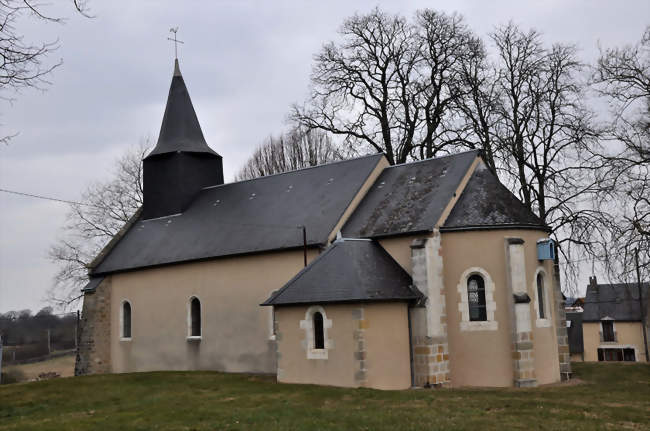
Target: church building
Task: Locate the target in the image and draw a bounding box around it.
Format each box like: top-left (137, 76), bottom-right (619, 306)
top-left (75, 60), bottom-right (571, 389)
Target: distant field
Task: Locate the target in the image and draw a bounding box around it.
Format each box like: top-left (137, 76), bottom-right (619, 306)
top-left (0, 362), bottom-right (648, 430)
top-left (3, 353), bottom-right (75, 381)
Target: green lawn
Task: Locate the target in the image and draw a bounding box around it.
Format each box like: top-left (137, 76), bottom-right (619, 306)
top-left (0, 362), bottom-right (648, 430)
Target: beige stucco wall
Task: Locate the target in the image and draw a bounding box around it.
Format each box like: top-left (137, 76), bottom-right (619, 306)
top-left (363, 303), bottom-right (412, 389)
top-left (275, 302), bottom-right (411, 390)
top-left (582, 321), bottom-right (647, 362)
top-left (379, 235), bottom-right (430, 274)
top-left (109, 248), bottom-right (319, 374)
top-left (441, 229), bottom-right (560, 387)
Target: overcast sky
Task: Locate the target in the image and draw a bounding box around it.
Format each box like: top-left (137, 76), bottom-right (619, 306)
top-left (0, 0), bottom-right (648, 313)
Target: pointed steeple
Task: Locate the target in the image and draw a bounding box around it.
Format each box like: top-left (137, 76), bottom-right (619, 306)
top-left (142, 60), bottom-right (224, 220)
top-left (145, 59), bottom-right (219, 159)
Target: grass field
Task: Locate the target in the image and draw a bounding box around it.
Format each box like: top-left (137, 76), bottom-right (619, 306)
top-left (0, 362), bottom-right (648, 430)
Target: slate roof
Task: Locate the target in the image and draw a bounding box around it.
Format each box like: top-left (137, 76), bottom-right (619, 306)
top-left (442, 163), bottom-right (547, 231)
top-left (583, 282), bottom-right (649, 322)
top-left (145, 60), bottom-right (220, 159)
top-left (262, 239), bottom-right (419, 306)
top-left (82, 276), bottom-right (105, 292)
top-left (342, 151), bottom-right (479, 238)
top-left (566, 312), bottom-right (584, 354)
top-left (92, 154), bottom-right (384, 275)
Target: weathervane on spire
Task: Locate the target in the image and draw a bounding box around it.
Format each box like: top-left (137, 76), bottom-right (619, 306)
top-left (167, 27), bottom-right (184, 59)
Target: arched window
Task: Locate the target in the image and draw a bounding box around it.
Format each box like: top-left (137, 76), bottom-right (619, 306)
top-left (190, 297), bottom-right (201, 337)
top-left (467, 274), bottom-right (487, 321)
top-left (122, 301), bottom-right (132, 339)
top-left (313, 311), bottom-right (324, 349)
top-left (537, 273), bottom-right (546, 319)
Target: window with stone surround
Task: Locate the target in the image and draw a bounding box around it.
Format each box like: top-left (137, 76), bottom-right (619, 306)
top-left (458, 267), bottom-right (497, 331)
top-left (187, 296), bottom-right (202, 339)
top-left (121, 300), bottom-right (132, 340)
top-left (300, 306), bottom-right (332, 359)
top-left (467, 275), bottom-right (487, 321)
top-left (313, 312), bottom-right (324, 349)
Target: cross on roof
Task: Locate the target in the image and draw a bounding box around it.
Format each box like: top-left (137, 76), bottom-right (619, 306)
top-left (167, 27), bottom-right (184, 59)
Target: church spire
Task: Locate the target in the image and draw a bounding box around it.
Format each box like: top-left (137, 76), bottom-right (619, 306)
top-left (145, 59), bottom-right (219, 159)
top-left (142, 57), bottom-right (224, 220)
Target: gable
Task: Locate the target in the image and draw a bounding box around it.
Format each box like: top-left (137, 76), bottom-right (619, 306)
top-left (442, 163), bottom-right (546, 230)
top-left (92, 154), bottom-right (385, 275)
top-left (342, 151), bottom-right (479, 238)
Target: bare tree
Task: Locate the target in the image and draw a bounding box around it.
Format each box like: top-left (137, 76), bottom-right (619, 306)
top-left (592, 26), bottom-right (650, 281)
top-left (48, 140), bottom-right (146, 307)
top-left (236, 127), bottom-right (344, 180)
top-left (0, 0), bottom-right (91, 144)
top-left (488, 23), bottom-right (604, 288)
top-left (453, 36), bottom-right (500, 171)
top-left (292, 8), bottom-right (478, 165)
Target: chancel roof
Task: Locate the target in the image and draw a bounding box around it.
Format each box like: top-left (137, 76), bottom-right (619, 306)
top-left (92, 154), bottom-right (384, 274)
top-left (442, 163), bottom-right (547, 231)
top-left (262, 239), bottom-right (419, 306)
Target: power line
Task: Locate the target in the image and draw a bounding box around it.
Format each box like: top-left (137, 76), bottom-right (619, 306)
top-left (0, 187), bottom-right (102, 208)
top-left (0, 187), bottom-right (307, 231)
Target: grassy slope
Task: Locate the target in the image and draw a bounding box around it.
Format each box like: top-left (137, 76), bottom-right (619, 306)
top-left (0, 363), bottom-right (648, 431)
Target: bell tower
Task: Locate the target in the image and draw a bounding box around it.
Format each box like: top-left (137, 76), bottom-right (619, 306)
top-left (142, 59), bottom-right (224, 220)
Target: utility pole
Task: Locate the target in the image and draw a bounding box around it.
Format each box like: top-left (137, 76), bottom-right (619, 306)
top-left (0, 335), bottom-right (3, 384)
top-left (635, 248), bottom-right (649, 362)
top-left (75, 310), bottom-right (80, 349)
top-left (47, 329), bottom-right (51, 355)
top-left (302, 225), bottom-right (307, 267)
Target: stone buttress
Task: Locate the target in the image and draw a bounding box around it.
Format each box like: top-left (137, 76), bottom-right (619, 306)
top-left (409, 231), bottom-right (450, 387)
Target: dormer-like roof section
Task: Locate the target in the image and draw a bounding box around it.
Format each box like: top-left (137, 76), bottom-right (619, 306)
top-left (145, 59), bottom-right (220, 159)
top-left (342, 151), bottom-right (479, 238)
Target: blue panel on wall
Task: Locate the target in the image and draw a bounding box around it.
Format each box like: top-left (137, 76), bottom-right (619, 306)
top-left (537, 239), bottom-right (556, 260)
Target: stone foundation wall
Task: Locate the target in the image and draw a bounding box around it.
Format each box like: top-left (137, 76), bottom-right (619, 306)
top-left (75, 277), bottom-right (112, 375)
top-left (412, 335), bottom-right (449, 386)
top-left (512, 330), bottom-right (536, 387)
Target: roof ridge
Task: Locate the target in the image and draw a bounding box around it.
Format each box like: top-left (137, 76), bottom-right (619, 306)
top-left (203, 152), bottom-right (385, 190)
top-left (385, 149), bottom-right (479, 169)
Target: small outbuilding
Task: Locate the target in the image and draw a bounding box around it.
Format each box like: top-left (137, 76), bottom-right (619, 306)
top-left (263, 238), bottom-right (421, 390)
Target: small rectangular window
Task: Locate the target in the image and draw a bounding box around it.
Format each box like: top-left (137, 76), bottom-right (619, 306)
top-left (313, 312), bottom-right (324, 349)
top-left (536, 274), bottom-right (545, 319)
top-left (602, 321), bottom-right (615, 342)
top-left (190, 297), bottom-right (201, 337)
top-left (122, 302), bottom-right (131, 339)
